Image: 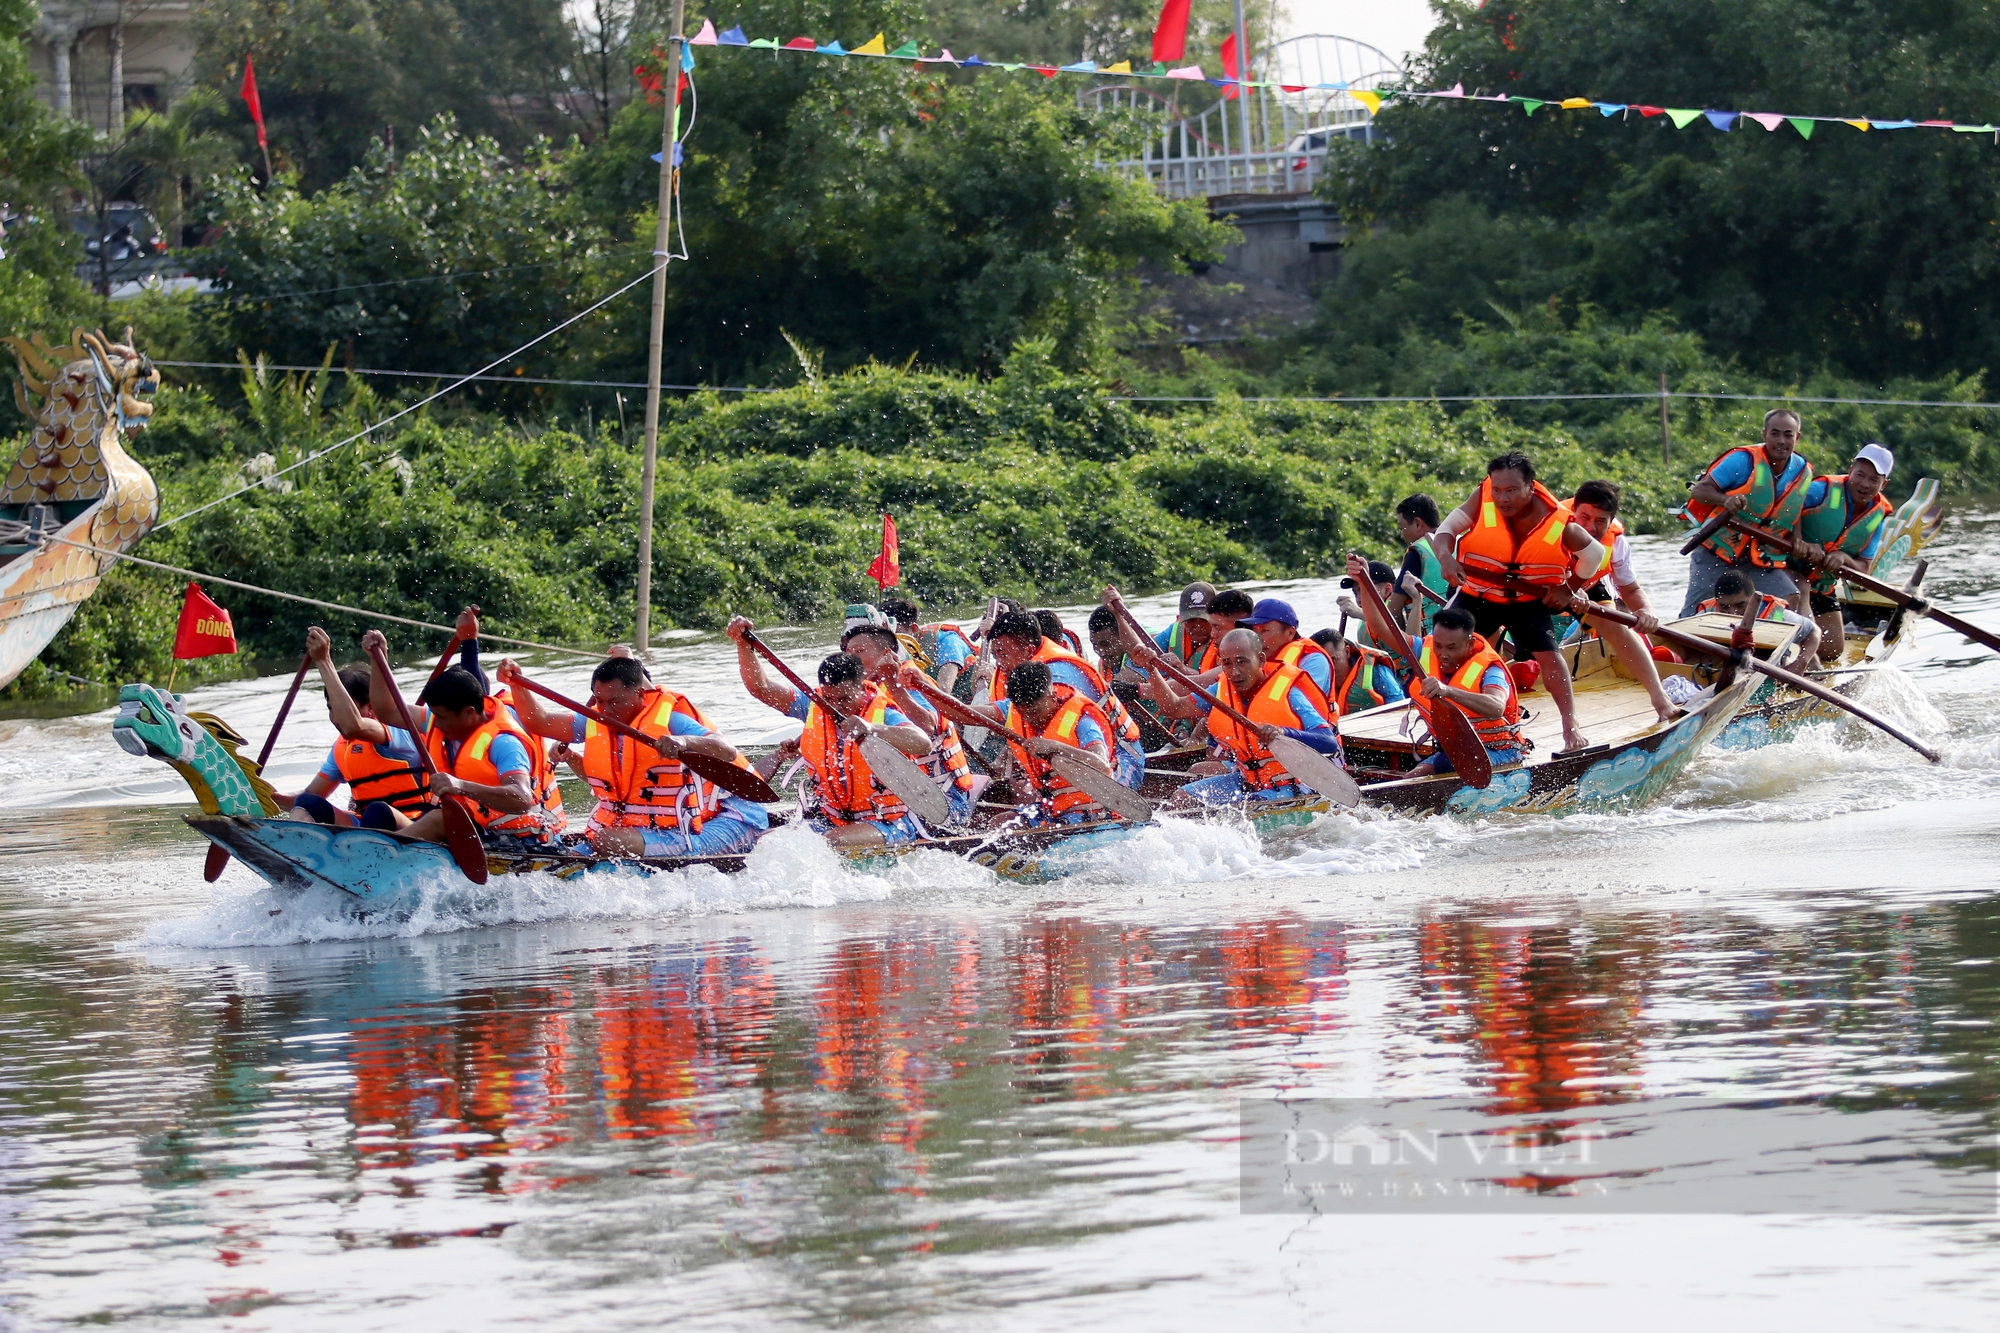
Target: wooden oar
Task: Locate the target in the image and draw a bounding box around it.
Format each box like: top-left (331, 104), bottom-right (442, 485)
top-left (1561, 591), bottom-right (1940, 763)
top-left (907, 677), bottom-right (1156, 823)
top-left (1678, 507), bottom-right (1738, 556)
top-left (739, 630), bottom-right (951, 826)
top-left (365, 640), bottom-right (490, 883)
top-left (1720, 514), bottom-right (2000, 655)
top-left (204, 653), bottom-right (312, 883)
top-left (505, 671), bottom-right (778, 803)
top-left (1338, 558), bottom-right (1494, 789)
top-left (1104, 594), bottom-right (1360, 806)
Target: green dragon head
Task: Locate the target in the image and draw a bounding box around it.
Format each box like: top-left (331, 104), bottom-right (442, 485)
top-left (114, 683), bottom-right (280, 817)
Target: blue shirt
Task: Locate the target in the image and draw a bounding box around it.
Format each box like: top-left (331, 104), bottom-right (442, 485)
top-left (781, 686), bottom-right (910, 729)
top-left (925, 626), bottom-right (974, 669)
top-left (317, 726), bottom-right (419, 781)
top-left (1291, 649), bottom-right (1334, 703)
top-left (996, 698), bottom-right (1108, 753)
top-left (1707, 448), bottom-right (1810, 496)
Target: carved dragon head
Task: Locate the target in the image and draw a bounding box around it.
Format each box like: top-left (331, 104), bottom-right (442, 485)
top-left (4, 327), bottom-right (160, 433)
top-left (114, 683), bottom-right (279, 817)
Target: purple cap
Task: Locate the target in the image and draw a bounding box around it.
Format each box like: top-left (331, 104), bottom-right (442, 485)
top-left (1239, 597), bottom-right (1299, 628)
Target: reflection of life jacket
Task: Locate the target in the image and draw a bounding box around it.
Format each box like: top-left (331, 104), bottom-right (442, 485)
top-left (425, 698), bottom-right (560, 834)
top-left (582, 687), bottom-right (747, 835)
top-left (1416, 632), bottom-right (1525, 754)
top-left (493, 683), bottom-right (568, 829)
top-left (332, 735), bottom-right (429, 813)
top-left (1797, 474), bottom-right (1895, 594)
top-left (993, 640), bottom-right (1144, 750)
top-left (797, 683), bottom-right (908, 825)
top-left (1685, 444), bottom-right (1813, 567)
top-left (1455, 477), bottom-right (1573, 603)
top-left (1206, 663), bottom-right (1312, 791)
top-left (1334, 642), bottom-right (1398, 716)
top-left (1164, 620), bottom-right (1217, 671)
top-left (1696, 593), bottom-right (1789, 622)
top-left (1274, 637), bottom-right (1334, 717)
top-left (1003, 684), bottom-right (1117, 821)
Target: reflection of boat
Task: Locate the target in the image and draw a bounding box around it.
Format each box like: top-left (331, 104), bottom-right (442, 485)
top-left (0, 329), bottom-right (161, 690)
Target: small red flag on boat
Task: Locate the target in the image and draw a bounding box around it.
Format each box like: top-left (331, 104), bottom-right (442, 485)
top-left (240, 56), bottom-right (268, 150)
top-left (173, 583), bottom-right (238, 659)
top-left (865, 514), bottom-right (900, 590)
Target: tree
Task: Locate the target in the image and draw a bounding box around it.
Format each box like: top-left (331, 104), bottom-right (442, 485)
top-left (125, 88), bottom-right (234, 249)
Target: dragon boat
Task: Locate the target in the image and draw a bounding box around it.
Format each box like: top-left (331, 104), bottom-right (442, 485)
top-left (0, 329), bottom-right (161, 690)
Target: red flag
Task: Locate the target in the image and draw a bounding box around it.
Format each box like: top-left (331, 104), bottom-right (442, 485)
top-left (240, 55), bottom-right (268, 150)
top-left (1219, 32), bottom-right (1240, 100)
top-left (173, 583), bottom-right (238, 660)
top-left (864, 514), bottom-right (900, 591)
top-left (1151, 0), bottom-right (1191, 64)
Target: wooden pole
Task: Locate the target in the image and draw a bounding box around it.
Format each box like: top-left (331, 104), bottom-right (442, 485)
top-left (634, 0), bottom-right (688, 658)
top-left (1658, 372), bottom-right (1672, 465)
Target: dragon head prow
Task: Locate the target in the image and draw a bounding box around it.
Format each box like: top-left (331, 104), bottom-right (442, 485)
top-left (115, 683), bottom-right (280, 817)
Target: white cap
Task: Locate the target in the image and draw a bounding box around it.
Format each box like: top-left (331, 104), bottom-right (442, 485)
top-left (1853, 442), bottom-right (1895, 478)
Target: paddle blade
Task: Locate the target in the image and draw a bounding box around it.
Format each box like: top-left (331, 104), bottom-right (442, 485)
top-left (203, 842), bottom-right (231, 882)
top-left (679, 750), bottom-right (780, 803)
top-left (1429, 700), bottom-right (1494, 789)
top-left (440, 799), bottom-right (490, 883)
top-left (1268, 737), bottom-right (1362, 808)
top-left (858, 733), bottom-right (952, 826)
top-left (1050, 751), bottom-right (1157, 822)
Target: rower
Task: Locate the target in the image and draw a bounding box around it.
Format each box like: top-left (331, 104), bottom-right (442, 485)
top-left (1205, 589), bottom-right (1256, 654)
top-left (1792, 443), bottom-right (1896, 662)
top-left (1697, 569), bottom-right (1821, 663)
top-left (1309, 625), bottom-right (1407, 714)
top-left (1337, 561), bottom-right (1414, 651)
top-left (726, 618), bottom-right (934, 848)
top-left (1347, 596), bottom-right (1528, 778)
top-left (1087, 605), bottom-right (1145, 685)
top-left (1035, 608), bottom-right (1087, 657)
top-left (1679, 408), bottom-right (1814, 616)
top-left (1566, 479), bottom-right (1677, 724)
top-left (1428, 451), bottom-right (1604, 752)
top-left (841, 623), bottom-right (981, 827)
top-left (1238, 598), bottom-right (1335, 716)
top-left (1392, 494), bottom-right (1451, 634)
top-left (360, 629), bottom-right (566, 851)
top-left (1148, 581), bottom-right (1219, 670)
top-left (288, 625), bottom-right (428, 829)
top-left (976, 661), bottom-right (1125, 827)
top-left (981, 610), bottom-right (1147, 788)
top-left (882, 595), bottom-right (975, 694)
top-left (497, 655), bottom-right (767, 858)
top-left (1147, 629), bottom-right (1341, 809)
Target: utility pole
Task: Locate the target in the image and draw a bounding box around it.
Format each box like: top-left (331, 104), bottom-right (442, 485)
top-left (634, 0), bottom-right (687, 656)
top-left (1658, 372), bottom-right (1672, 465)
top-left (1231, 0), bottom-right (1254, 188)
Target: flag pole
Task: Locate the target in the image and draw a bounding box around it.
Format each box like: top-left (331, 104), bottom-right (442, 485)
top-left (1230, 0), bottom-right (1253, 187)
top-left (634, 0), bottom-right (688, 659)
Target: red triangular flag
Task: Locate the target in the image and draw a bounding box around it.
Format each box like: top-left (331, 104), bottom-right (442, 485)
top-left (865, 514), bottom-right (900, 591)
top-left (173, 583), bottom-right (238, 660)
top-left (1151, 0), bottom-right (1191, 64)
top-left (240, 56), bottom-right (268, 150)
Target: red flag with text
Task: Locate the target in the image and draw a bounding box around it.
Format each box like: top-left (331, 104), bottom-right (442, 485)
top-left (240, 56), bottom-right (268, 149)
top-left (1151, 0), bottom-right (1191, 64)
top-left (865, 514), bottom-right (900, 590)
top-left (173, 583), bottom-right (238, 659)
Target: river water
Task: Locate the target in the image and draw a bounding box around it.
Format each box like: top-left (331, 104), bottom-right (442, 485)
top-left (0, 525), bottom-right (1997, 1329)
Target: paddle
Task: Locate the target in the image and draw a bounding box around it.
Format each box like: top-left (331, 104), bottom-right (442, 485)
top-left (1720, 514), bottom-right (2000, 656)
top-left (738, 629), bottom-right (951, 826)
top-left (204, 653), bottom-right (313, 883)
top-left (1103, 591), bottom-right (1361, 806)
top-left (1678, 507), bottom-right (1739, 557)
top-left (364, 640), bottom-right (490, 883)
top-left (1555, 589), bottom-right (1941, 763)
top-left (504, 671), bottom-right (778, 803)
top-left (1336, 558), bottom-right (1494, 789)
top-left (906, 676), bottom-right (1156, 823)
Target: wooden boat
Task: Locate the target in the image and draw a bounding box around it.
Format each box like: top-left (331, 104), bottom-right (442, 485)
top-left (0, 330), bottom-right (161, 690)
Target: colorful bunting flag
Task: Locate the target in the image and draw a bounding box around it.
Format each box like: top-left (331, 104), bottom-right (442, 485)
top-left (1704, 110), bottom-right (1736, 131)
top-left (1844, 119), bottom-right (1871, 131)
top-left (1559, 97), bottom-right (1591, 109)
top-left (1745, 112), bottom-right (1783, 131)
top-left (1517, 98), bottom-right (1545, 115)
top-left (749, 38), bottom-right (777, 49)
top-left (718, 25), bottom-right (748, 45)
top-left (1107, 61), bottom-right (1132, 75)
top-left (815, 41), bottom-right (845, 55)
top-left (1219, 32), bottom-right (1240, 101)
top-left (1595, 103), bottom-right (1624, 116)
top-left (1633, 105), bottom-right (1664, 117)
top-left (691, 18), bottom-right (718, 45)
top-left (852, 33), bottom-right (886, 55)
top-left (888, 40), bottom-right (920, 58)
top-left (1166, 65), bottom-right (1205, 80)
top-left (1350, 88), bottom-right (1384, 115)
top-left (1666, 108), bottom-right (1702, 128)
top-left (1789, 117), bottom-right (1815, 138)
top-left (1433, 82), bottom-right (1465, 97)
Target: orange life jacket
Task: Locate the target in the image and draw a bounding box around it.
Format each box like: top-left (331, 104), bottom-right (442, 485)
top-left (1273, 636), bottom-right (1334, 718)
top-left (332, 734), bottom-right (429, 814)
top-left (1455, 477), bottom-right (1573, 603)
top-left (425, 698), bottom-right (562, 834)
top-left (1695, 594), bottom-right (1789, 622)
top-left (797, 683), bottom-right (908, 825)
top-left (1415, 632), bottom-right (1525, 754)
top-left (1572, 514), bottom-right (1626, 589)
top-left (899, 669), bottom-right (977, 795)
top-left (1003, 685), bottom-right (1119, 821)
top-left (1206, 662), bottom-right (1313, 791)
top-left (580, 686), bottom-right (746, 834)
top-left (490, 684), bottom-right (569, 829)
top-left (992, 640), bottom-right (1144, 749)
top-left (1333, 641), bottom-right (1398, 716)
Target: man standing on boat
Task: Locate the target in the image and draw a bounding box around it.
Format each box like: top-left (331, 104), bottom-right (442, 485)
top-left (1144, 628), bottom-right (1340, 808)
top-left (727, 618), bottom-right (935, 848)
top-left (1679, 408), bottom-right (1814, 616)
top-left (1392, 494), bottom-right (1451, 635)
top-left (1428, 452), bottom-right (1605, 753)
top-left (1792, 443), bottom-right (1896, 662)
top-left (1345, 585), bottom-right (1528, 778)
top-left (1566, 480), bottom-right (1677, 725)
top-left (497, 655), bottom-right (768, 858)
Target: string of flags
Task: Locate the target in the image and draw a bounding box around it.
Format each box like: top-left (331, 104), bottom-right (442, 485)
top-left (678, 17), bottom-right (2000, 142)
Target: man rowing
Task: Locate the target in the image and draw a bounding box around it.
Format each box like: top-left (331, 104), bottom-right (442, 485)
top-left (1310, 625), bottom-right (1407, 714)
top-left (497, 654), bottom-right (767, 857)
top-left (1792, 443), bottom-right (1897, 661)
top-left (359, 629), bottom-right (567, 851)
top-left (288, 625), bottom-right (430, 829)
top-left (1337, 561), bottom-right (1415, 652)
top-left (1680, 408), bottom-right (1814, 616)
top-left (1142, 628), bottom-right (1341, 808)
top-left (979, 610), bottom-right (1147, 788)
top-left (839, 622), bottom-right (981, 826)
top-left (1150, 582), bottom-right (1219, 669)
top-left (881, 596), bottom-right (976, 696)
top-left (1696, 569), bottom-right (1821, 663)
top-left (1238, 598), bottom-right (1335, 715)
top-left (1428, 451), bottom-right (1604, 752)
top-left (727, 617), bottom-right (935, 848)
top-left (1566, 479), bottom-right (1677, 725)
top-left (1345, 581), bottom-right (1528, 778)
top-left (960, 660), bottom-right (1126, 826)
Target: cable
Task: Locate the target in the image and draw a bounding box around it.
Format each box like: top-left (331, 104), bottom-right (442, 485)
top-left (1110, 390), bottom-right (2000, 408)
top-left (152, 360), bottom-right (776, 393)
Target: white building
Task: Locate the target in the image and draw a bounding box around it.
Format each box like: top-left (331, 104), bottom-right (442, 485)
top-left (29, 2), bottom-right (198, 133)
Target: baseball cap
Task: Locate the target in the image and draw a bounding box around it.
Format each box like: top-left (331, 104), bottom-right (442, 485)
top-left (1854, 442), bottom-right (1895, 478)
top-left (1177, 582), bottom-right (1217, 622)
top-left (1239, 597), bottom-right (1299, 628)
top-left (1366, 560), bottom-right (1397, 586)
